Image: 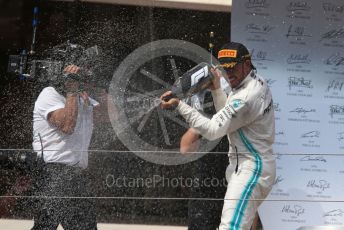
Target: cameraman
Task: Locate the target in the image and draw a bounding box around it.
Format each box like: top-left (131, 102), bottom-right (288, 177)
top-left (31, 59), bottom-right (99, 229)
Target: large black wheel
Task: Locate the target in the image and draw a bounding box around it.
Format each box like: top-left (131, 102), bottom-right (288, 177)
top-left (109, 39), bottom-right (222, 165)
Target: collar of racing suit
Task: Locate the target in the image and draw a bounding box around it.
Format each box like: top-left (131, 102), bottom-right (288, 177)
top-left (232, 70), bottom-right (256, 92)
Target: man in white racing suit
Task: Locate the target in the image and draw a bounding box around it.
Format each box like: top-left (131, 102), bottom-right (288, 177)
top-left (160, 42), bottom-right (276, 230)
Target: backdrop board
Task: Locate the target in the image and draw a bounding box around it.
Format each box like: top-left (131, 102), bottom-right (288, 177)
top-left (231, 0), bottom-right (344, 229)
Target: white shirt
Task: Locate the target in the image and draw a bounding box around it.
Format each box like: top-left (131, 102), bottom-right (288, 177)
top-left (32, 87), bottom-right (98, 169)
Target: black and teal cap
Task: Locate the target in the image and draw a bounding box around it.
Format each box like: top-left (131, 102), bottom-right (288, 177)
top-left (217, 42), bottom-right (251, 69)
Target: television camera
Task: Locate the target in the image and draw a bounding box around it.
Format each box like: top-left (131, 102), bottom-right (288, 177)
top-left (7, 42), bottom-right (99, 84)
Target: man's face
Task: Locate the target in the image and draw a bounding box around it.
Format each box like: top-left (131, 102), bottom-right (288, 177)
top-left (223, 62), bottom-right (246, 89)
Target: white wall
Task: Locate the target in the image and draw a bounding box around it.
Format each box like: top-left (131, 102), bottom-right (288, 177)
top-left (231, 0), bottom-right (344, 229)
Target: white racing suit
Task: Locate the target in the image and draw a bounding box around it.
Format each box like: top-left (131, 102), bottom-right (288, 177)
top-left (177, 71), bottom-right (276, 230)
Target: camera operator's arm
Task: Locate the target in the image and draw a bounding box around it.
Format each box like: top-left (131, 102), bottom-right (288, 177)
top-left (47, 65), bottom-right (80, 134)
top-left (48, 93), bottom-right (78, 134)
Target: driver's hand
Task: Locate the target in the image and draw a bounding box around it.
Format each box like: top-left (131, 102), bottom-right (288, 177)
top-left (209, 67), bottom-right (222, 90)
top-left (160, 91), bottom-right (180, 109)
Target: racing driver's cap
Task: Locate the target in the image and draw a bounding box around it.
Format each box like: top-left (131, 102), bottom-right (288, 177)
top-left (217, 42), bottom-right (251, 69)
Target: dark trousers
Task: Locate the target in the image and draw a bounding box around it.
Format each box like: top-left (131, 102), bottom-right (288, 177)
top-left (31, 163), bottom-right (97, 230)
top-left (188, 199), bottom-right (224, 230)
top-left (187, 152), bottom-right (228, 230)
